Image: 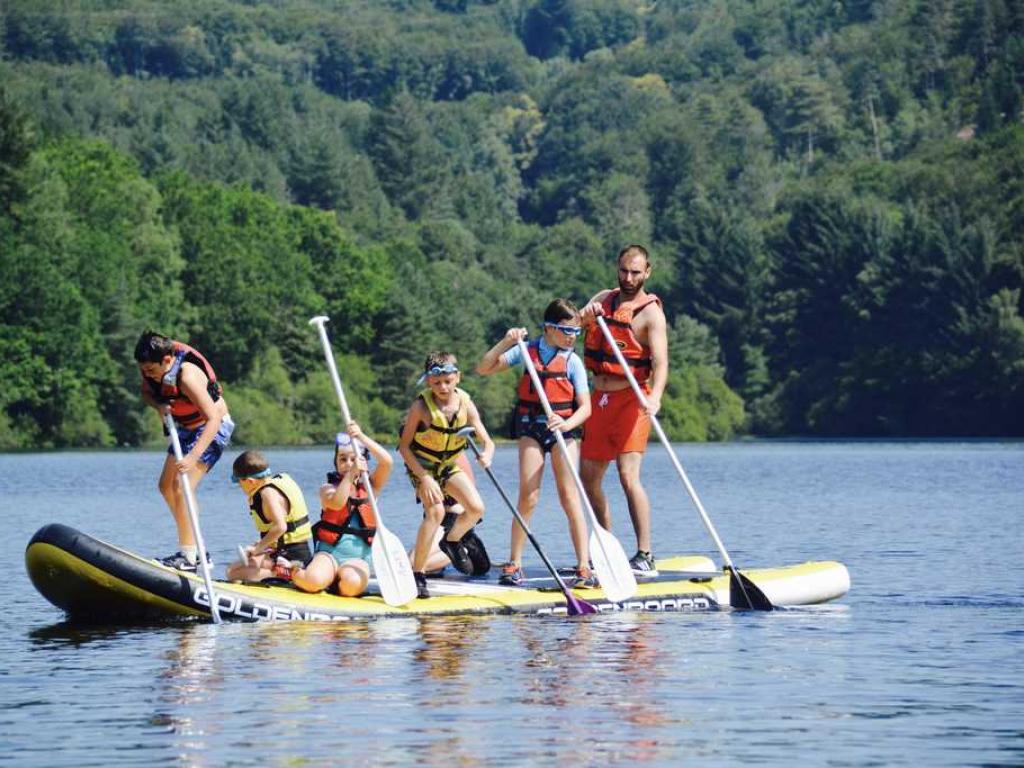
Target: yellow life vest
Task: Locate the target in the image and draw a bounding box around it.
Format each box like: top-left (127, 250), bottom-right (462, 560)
top-left (410, 388), bottom-right (470, 467)
top-left (247, 472), bottom-right (313, 547)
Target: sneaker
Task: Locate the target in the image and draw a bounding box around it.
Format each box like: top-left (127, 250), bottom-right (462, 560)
top-left (568, 565), bottom-right (597, 589)
top-left (498, 562), bottom-right (525, 587)
top-left (461, 529), bottom-right (491, 576)
top-left (438, 536), bottom-right (474, 575)
top-left (158, 551), bottom-right (212, 572)
top-left (629, 550), bottom-right (658, 576)
top-left (414, 571), bottom-right (430, 599)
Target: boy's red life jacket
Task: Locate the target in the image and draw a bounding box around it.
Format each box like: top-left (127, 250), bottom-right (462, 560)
top-left (516, 339), bottom-right (576, 419)
top-left (314, 476), bottom-right (377, 546)
top-left (583, 290), bottom-right (661, 384)
top-left (142, 341), bottom-right (222, 429)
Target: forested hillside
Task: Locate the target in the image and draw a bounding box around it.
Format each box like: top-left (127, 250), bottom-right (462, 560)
top-left (1, 0), bottom-right (1021, 449)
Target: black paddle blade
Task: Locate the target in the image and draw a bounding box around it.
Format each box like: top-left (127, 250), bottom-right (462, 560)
top-left (728, 567), bottom-right (774, 611)
top-left (565, 593), bottom-right (598, 616)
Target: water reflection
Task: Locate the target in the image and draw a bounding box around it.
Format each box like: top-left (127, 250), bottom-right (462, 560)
top-left (28, 620), bottom-right (174, 647)
top-left (413, 615), bottom-right (492, 681)
top-left (506, 613), bottom-right (676, 763)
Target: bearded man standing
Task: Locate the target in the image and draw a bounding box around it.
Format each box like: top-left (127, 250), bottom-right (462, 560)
top-left (579, 244), bottom-right (669, 576)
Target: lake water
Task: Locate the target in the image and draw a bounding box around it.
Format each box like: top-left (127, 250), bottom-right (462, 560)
top-left (2, 442), bottom-right (1022, 766)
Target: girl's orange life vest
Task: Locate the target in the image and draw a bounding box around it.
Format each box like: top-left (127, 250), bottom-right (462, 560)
top-left (583, 290), bottom-right (661, 384)
top-left (314, 474), bottom-right (377, 546)
top-left (143, 341), bottom-right (222, 429)
top-left (515, 340), bottom-right (576, 418)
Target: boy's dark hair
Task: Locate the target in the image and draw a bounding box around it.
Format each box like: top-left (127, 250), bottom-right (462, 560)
top-left (618, 244), bottom-right (650, 266)
top-left (543, 298), bottom-right (581, 324)
top-left (233, 450), bottom-right (269, 478)
top-left (423, 351), bottom-right (458, 371)
top-left (134, 331), bottom-right (175, 363)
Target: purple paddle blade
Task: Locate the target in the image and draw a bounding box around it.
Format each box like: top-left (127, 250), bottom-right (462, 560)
top-left (565, 592), bottom-right (598, 616)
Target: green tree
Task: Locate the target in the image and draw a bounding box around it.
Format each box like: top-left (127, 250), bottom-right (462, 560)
top-left (368, 90), bottom-right (452, 220)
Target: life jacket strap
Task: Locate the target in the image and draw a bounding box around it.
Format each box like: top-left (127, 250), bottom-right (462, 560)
top-left (584, 348), bottom-right (651, 368)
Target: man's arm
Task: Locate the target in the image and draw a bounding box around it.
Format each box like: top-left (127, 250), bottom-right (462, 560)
top-left (644, 306), bottom-right (669, 416)
top-left (579, 289), bottom-right (613, 326)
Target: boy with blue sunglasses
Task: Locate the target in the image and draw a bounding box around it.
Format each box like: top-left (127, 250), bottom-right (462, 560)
top-left (476, 298), bottom-right (594, 587)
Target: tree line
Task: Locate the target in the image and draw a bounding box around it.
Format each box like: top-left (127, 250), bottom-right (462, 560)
top-left (0, 0), bottom-right (1021, 448)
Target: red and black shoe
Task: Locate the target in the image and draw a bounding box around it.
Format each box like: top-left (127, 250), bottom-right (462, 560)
top-left (498, 562), bottom-right (525, 587)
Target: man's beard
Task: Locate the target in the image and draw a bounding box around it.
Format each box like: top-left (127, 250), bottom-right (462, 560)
top-left (618, 276), bottom-right (644, 299)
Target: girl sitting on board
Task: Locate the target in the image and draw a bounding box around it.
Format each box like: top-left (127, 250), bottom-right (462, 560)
top-left (289, 421), bottom-right (392, 597)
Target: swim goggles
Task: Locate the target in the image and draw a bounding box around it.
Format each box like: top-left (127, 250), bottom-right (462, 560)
top-left (230, 468), bottom-right (272, 484)
top-left (544, 322), bottom-right (582, 337)
top-left (417, 362), bottom-right (459, 385)
top-left (424, 363), bottom-right (459, 377)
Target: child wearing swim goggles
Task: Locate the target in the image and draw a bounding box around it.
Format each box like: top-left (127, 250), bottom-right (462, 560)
top-left (475, 298), bottom-right (595, 588)
top-left (289, 421), bottom-right (393, 597)
top-left (398, 351), bottom-right (495, 598)
top-left (226, 450), bottom-right (314, 583)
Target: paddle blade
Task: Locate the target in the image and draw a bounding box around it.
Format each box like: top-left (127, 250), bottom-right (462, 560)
top-left (564, 592), bottom-right (598, 616)
top-left (370, 525), bottom-right (418, 606)
top-left (728, 567), bottom-right (774, 611)
top-left (588, 524), bottom-right (638, 603)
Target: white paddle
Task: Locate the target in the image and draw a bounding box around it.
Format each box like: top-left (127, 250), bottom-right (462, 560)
top-left (309, 316), bottom-right (418, 607)
top-left (164, 412), bottom-right (222, 623)
top-left (593, 315), bottom-right (773, 610)
top-left (516, 338), bottom-right (638, 603)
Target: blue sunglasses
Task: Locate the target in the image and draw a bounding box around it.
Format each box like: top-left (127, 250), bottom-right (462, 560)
top-left (544, 322), bottom-right (582, 337)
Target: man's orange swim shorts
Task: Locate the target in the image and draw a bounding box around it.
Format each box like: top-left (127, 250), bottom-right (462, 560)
top-left (580, 386), bottom-right (651, 462)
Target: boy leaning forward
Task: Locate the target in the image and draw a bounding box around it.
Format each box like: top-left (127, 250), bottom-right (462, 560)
top-left (398, 351), bottom-right (495, 598)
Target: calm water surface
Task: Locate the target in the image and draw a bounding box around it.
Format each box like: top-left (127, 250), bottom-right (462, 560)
top-left (2, 442), bottom-right (1022, 766)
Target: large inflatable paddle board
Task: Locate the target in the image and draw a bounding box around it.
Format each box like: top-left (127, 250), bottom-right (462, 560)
top-left (26, 524), bottom-right (850, 622)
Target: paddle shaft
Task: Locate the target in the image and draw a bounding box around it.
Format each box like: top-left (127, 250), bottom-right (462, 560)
top-left (164, 412), bottom-right (221, 624)
top-left (464, 435), bottom-right (575, 595)
top-left (515, 340), bottom-right (614, 556)
top-left (309, 316), bottom-right (400, 589)
top-left (593, 316), bottom-right (737, 569)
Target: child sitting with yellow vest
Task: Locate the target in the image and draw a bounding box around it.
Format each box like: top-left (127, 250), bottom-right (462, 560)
top-left (398, 351), bottom-right (495, 598)
top-left (226, 451), bottom-right (314, 582)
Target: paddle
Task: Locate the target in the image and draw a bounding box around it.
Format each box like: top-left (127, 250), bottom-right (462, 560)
top-left (516, 338), bottom-right (638, 603)
top-left (164, 412), bottom-right (222, 623)
top-left (456, 426), bottom-right (596, 616)
top-left (593, 315), bottom-right (773, 611)
top-left (309, 316), bottom-right (418, 607)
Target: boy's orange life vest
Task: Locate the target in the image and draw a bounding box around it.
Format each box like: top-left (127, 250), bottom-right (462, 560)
top-left (515, 340), bottom-right (576, 418)
top-left (583, 290), bottom-right (661, 384)
top-left (314, 475), bottom-right (377, 546)
top-left (143, 341), bottom-right (222, 429)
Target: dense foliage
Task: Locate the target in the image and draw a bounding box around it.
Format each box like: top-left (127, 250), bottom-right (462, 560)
top-left (0, 0), bottom-right (1021, 448)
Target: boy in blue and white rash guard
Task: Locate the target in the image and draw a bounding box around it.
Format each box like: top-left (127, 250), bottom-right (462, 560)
top-left (476, 298), bottom-right (594, 588)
